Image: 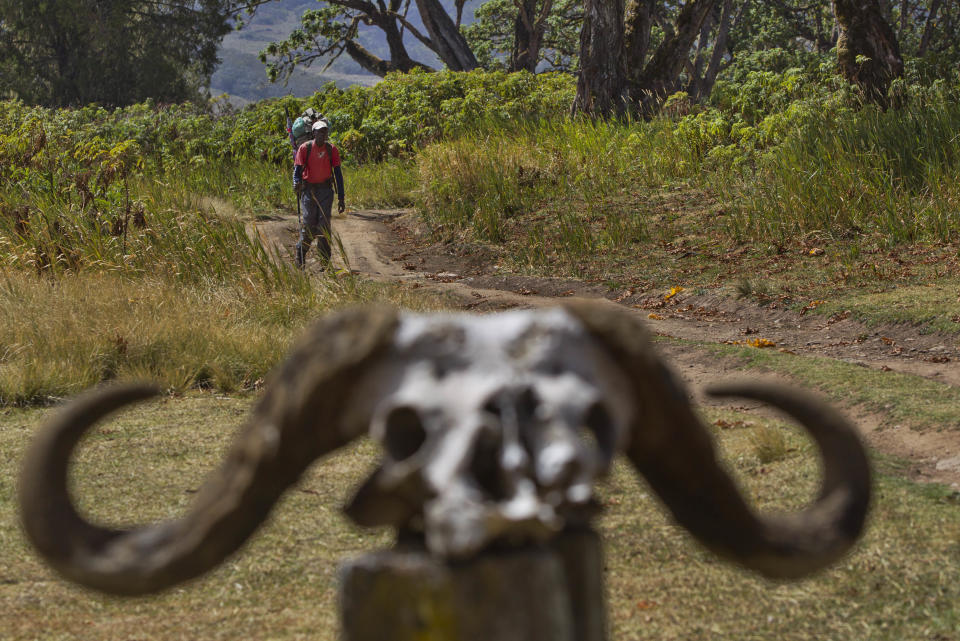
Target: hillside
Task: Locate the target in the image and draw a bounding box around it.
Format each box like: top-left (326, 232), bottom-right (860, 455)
top-left (210, 0), bottom-right (480, 103)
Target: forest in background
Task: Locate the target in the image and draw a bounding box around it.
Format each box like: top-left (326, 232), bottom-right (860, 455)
top-left (4, 1), bottom-right (960, 114)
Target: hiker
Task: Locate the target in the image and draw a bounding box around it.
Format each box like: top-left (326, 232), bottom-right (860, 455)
top-left (292, 119), bottom-right (345, 268)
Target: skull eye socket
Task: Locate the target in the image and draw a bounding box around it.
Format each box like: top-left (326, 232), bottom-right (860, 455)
top-left (383, 406), bottom-right (427, 462)
top-left (581, 402), bottom-right (616, 461)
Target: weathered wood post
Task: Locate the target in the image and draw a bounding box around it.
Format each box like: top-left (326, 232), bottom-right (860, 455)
top-left (340, 529), bottom-right (605, 641)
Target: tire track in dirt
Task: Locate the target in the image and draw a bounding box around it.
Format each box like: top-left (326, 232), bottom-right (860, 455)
top-left (252, 209), bottom-right (960, 487)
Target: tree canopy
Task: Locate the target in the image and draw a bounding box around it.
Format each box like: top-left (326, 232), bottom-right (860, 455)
top-left (3, 0), bottom-right (959, 114)
top-left (259, 0), bottom-right (960, 117)
top-left (259, 0), bottom-right (480, 80)
top-left (0, 0), bottom-right (265, 107)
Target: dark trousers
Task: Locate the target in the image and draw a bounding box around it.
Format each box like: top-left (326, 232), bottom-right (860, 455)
top-left (296, 183), bottom-right (334, 266)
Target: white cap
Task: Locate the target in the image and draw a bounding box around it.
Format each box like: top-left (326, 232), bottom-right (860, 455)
top-left (312, 119), bottom-right (329, 131)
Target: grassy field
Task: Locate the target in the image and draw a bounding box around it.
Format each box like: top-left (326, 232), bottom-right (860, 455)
top-left (2, 395), bottom-right (959, 640)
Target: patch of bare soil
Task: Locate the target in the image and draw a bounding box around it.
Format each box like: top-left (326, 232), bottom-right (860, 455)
top-left (251, 210), bottom-right (960, 488)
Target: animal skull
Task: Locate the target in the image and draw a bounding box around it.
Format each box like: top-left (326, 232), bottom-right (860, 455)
top-left (342, 309), bottom-right (633, 557)
top-left (18, 303), bottom-right (872, 596)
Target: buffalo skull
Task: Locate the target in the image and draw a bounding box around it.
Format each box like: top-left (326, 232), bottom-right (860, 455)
top-left (19, 303), bottom-right (870, 596)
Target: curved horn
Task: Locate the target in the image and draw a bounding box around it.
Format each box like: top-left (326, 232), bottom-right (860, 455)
top-left (19, 306), bottom-right (398, 595)
top-left (564, 301), bottom-right (870, 579)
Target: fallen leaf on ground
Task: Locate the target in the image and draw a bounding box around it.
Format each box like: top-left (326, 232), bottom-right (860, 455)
top-left (800, 300), bottom-right (826, 315)
top-left (664, 286), bottom-right (685, 301)
top-left (714, 419), bottom-right (746, 429)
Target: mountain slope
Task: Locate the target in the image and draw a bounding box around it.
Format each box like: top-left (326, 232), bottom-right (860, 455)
top-left (211, 0), bottom-right (479, 103)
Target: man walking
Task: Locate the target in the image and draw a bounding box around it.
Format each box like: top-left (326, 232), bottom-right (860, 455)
top-left (293, 119), bottom-right (345, 269)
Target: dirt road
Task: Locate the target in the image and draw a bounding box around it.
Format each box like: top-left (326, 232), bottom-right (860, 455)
top-left (251, 209), bottom-right (960, 487)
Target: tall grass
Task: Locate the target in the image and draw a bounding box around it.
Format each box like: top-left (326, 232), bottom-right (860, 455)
top-left (413, 82), bottom-right (960, 280)
top-left (729, 93), bottom-right (960, 243)
top-left (0, 142), bottom-right (445, 405)
top-left (414, 119), bottom-right (676, 272)
top-left (171, 159), bottom-right (291, 219)
top-left (349, 159), bottom-right (419, 208)
top-left (0, 185), bottom-right (297, 289)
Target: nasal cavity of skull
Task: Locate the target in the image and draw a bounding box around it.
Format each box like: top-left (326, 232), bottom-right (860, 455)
top-left (483, 388), bottom-right (539, 459)
top-left (383, 406), bottom-right (428, 462)
top-left (472, 387), bottom-right (540, 499)
top-left (482, 387), bottom-right (539, 427)
top-left (580, 402), bottom-right (616, 461)
top-left (469, 428), bottom-right (511, 500)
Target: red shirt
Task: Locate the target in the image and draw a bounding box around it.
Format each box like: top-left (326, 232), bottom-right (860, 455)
top-left (295, 141), bottom-right (341, 183)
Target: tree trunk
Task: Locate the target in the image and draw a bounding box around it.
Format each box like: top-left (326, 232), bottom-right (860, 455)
top-left (511, 0), bottom-right (537, 72)
top-left (623, 0), bottom-right (656, 81)
top-left (687, 2), bottom-right (721, 98)
top-left (692, 0), bottom-right (734, 101)
top-left (919, 0), bottom-right (943, 56)
top-left (630, 0), bottom-right (717, 115)
top-left (833, 0), bottom-right (904, 105)
top-left (511, 0), bottom-right (553, 73)
top-left (815, 4), bottom-right (828, 52)
top-left (415, 0), bottom-right (479, 71)
top-left (572, 0), bottom-right (627, 116)
top-left (378, 11), bottom-right (421, 72)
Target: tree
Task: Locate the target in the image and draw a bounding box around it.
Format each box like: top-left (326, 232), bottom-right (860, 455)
top-left (628, 0), bottom-right (718, 112)
top-left (463, 0), bottom-right (582, 72)
top-left (262, 0), bottom-right (590, 80)
top-left (0, 0), bottom-right (259, 107)
top-left (573, 0), bottom-right (721, 117)
top-left (833, 0), bottom-right (904, 104)
top-left (880, 0), bottom-right (960, 64)
top-left (569, 0), bottom-right (913, 116)
top-left (572, 0), bottom-right (627, 115)
top-left (683, 0), bottom-right (737, 100)
top-left (261, 0), bottom-right (479, 80)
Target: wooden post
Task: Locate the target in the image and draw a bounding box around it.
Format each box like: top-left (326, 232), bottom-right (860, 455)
top-left (339, 529), bottom-right (606, 641)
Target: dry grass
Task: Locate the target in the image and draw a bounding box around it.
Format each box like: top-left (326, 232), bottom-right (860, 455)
top-left (0, 269), bottom-right (445, 405)
top-left (0, 394), bottom-right (388, 640)
top-left (3, 398), bottom-right (960, 640)
top-left (748, 424), bottom-right (791, 464)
